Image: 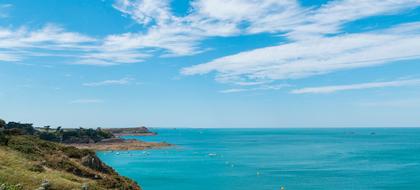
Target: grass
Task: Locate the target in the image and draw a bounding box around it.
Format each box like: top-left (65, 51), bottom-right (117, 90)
top-left (0, 135), bottom-right (140, 190)
top-left (0, 146), bottom-right (99, 189)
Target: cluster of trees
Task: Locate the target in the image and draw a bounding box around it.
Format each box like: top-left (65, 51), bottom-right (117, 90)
top-left (58, 127), bottom-right (114, 143)
top-left (0, 118), bottom-right (114, 144)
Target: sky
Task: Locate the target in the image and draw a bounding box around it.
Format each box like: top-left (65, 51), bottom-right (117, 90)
top-left (1, 0), bottom-right (420, 128)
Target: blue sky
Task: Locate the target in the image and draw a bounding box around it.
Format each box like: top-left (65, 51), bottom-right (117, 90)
top-left (1, 0), bottom-right (420, 128)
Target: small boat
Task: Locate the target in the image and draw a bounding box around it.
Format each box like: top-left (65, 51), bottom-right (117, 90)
top-left (208, 153), bottom-right (217, 157)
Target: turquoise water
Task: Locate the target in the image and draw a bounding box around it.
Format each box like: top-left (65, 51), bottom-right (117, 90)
top-left (97, 128), bottom-right (420, 190)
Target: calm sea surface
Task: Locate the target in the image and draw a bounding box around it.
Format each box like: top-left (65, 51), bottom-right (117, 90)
top-left (97, 128), bottom-right (420, 190)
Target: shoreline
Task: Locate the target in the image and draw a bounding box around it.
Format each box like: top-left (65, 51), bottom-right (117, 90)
top-left (69, 137), bottom-right (171, 151)
top-left (113, 132), bottom-right (157, 137)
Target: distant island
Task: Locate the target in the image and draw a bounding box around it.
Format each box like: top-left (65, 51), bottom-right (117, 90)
top-left (0, 118), bottom-right (169, 189)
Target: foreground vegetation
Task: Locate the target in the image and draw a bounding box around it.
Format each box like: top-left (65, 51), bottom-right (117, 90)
top-left (0, 119), bottom-right (141, 190)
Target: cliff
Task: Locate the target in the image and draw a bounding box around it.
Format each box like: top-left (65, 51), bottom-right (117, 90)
top-left (0, 135), bottom-right (141, 190)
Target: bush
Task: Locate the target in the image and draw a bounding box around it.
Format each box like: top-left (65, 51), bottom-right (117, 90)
top-left (61, 127), bottom-right (114, 144)
top-left (0, 132), bottom-right (8, 146)
top-left (0, 183), bottom-right (23, 190)
top-left (29, 163), bottom-right (45, 173)
top-left (5, 122), bottom-right (35, 135)
top-left (62, 146), bottom-right (92, 159)
top-left (0, 119), bottom-right (5, 128)
top-left (38, 132), bottom-right (60, 142)
top-left (7, 136), bottom-right (58, 157)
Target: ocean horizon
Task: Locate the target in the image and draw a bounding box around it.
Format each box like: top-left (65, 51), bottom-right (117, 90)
top-left (98, 128), bottom-right (420, 190)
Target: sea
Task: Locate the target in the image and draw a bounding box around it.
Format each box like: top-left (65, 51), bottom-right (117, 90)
top-left (97, 128), bottom-right (420, 190)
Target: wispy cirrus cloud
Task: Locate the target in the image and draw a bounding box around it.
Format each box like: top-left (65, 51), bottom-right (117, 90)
top-left (82, 77), bottom-right (134, 87)
top-left (182, 0), bottom-right (420, 86)
top-left (2, 0), bottom-right (420, 85)
top-left (109, 0), bottom-right (420, 63)
top-left (182, 22), bottom-right (420, 84)
top-left (90, 0), bottom-right (305, 64)
top-left (290, 79), bottom-right (420, 94)
top-left (0, 24), bottom-right (96, 62)
top-left (0, 24), bottom-right (95, 49)
top-left (220, 84), bottom-right (291, 94)
top-left (0, 4), bottom-right (12, 18)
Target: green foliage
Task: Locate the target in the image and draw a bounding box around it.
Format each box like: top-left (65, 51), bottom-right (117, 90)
top-left (0, 133), bottom-right (8, 146)
top-left (2, 135), bottom-right (140, 189)
top-left (96, 127), bottom-right (114, 139)
top-left (38, 132), bottom-right (60, 142)
top-left (4, 122), bottom-right (35, 135)
top-left (62, 146), bottom-right (93, 159)
top-left (61, 127), bottom-right (114, 144)
top-left (29, 163), bottom-right (45, 173)
top-left (0, 118), bottom-right (140, 189)
top-left (0, 119), bottom-right (5, 128)
top-left (0, 183), bottom-right (23, 190)
top-left (7, 136), bottom-right (58, 157)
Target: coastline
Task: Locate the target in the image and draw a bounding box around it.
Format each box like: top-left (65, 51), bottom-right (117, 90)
top-left (0, 120), bottom-right (170, 189)
top-left (113, 132), bottom-right (157, 137)
top-left (69, 137), bottom-right (171, 151)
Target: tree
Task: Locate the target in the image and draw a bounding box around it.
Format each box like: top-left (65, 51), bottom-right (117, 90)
top-left (5, 122), bottom-right (35, 135)
top-left (0, 118), bottom-right (5, 128)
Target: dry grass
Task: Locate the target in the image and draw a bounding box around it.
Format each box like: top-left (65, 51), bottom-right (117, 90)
top-left (0, 147), bottom-right (97, 190)
top-left (0, 136), bottom-right (141, 190)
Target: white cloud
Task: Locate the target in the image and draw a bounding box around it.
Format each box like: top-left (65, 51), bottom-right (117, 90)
top-left (107, 0), bottom-right (420, 62)
top-left (0, 24), bottom-right (96, 62)
top-left (99, 0), bottom-right (302, 59)
top-left (182, 22), bottom-right (420, 84)
top-left (82, 77), bottom-right (134, 87)
top-left (113, 0), bottom-right (173, 26)
top-left (69, 99), bottom-right (104, 104)
top-left (2, 0), bottom-right (420, 73)
top-left (77, 50), bottom-right (149, 65)
top-left (181, 0), bottom-right (420, 85)
top-left (290, 79), bottom-right (420, 94)
top-left (284, 0), bottom-right (420, 40)
top-left (0, 52), bottom-right (20, 61)
top-left (220, 84), bottom-right (291, 93)
top-left (0, 24), bottom-right (95, 49)
top-left (0, 4), bottom-right (12, 18)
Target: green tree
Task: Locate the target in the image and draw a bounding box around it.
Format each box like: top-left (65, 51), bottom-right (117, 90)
top-left (0, 118), bottom-right (6, 128)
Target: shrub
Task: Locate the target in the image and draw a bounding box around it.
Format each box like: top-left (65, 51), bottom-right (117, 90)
top-left (0, 183), bottom-right (23, 190)
top-left (38, 132), bottom-right (60, 142)
top-left (29, 163), bottom-right (45, 173)
top-left (62, 146), bottom-right (92, 159)
top-left (0, 132), bottom-right (8, 146)
top-left (5, 122), bottom-right (35, 135)
top-left (0, 119), bottom-right (5, 128)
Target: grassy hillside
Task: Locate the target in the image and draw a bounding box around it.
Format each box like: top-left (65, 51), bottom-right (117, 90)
top-left (0, 135), bottom-right (141, 190)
